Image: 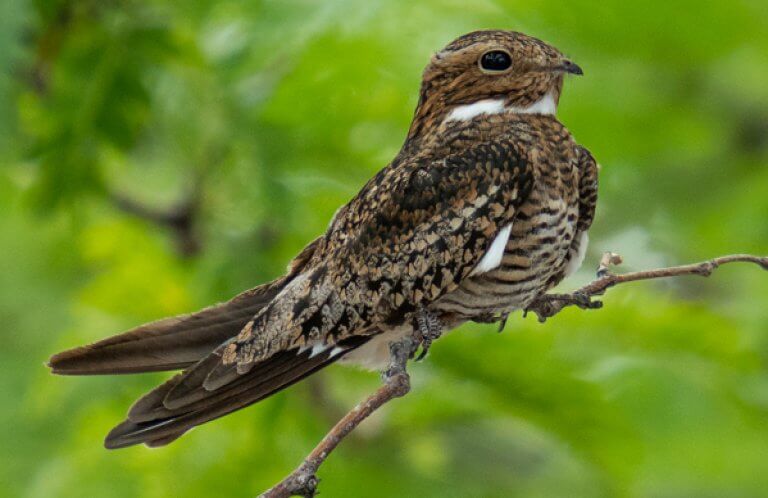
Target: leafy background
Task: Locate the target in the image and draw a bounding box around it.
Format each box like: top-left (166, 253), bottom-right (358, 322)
top-left (2, 1), bottom-right (768, 497)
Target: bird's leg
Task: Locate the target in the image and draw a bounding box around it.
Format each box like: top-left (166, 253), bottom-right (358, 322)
top-left (413, 306), bottom-right (443, 361)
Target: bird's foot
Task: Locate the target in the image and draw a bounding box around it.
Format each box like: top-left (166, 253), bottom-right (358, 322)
top-left (496, 312), bottom-right (510, 332)
top-left (524, 291), bottom-right (602, 323)
top-left (472, 312), bottom-right (510, 332)
top-left (571, 291), bottom-right (602, 310)
top-left (414, 306), bottom-right (443, 361)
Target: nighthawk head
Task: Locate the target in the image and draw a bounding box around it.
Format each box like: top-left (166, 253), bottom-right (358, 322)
top-left (408, 30), bottom-right (581, 140)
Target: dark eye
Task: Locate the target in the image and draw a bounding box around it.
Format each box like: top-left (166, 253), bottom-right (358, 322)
top-left (479, 50), bottom-right (512, 72)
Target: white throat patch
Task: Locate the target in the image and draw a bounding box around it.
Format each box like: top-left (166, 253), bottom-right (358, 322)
top-left (445, 99), bottom-right (505, 122)
top-left (509, 92), bottom-right (557, 116)
top-left (445, 93), bottom-right (557, 123)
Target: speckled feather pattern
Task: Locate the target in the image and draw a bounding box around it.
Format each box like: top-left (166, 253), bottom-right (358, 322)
top-left (215, 31), bottom-right (599, 378)
top-left (50, 30), bottom-right (600, 448)
top-left (223, 115), bottom-right (596, 378)
top-left (225, 134), bottom-right (533, 371)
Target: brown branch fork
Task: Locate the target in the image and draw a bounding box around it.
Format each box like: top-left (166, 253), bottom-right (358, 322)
top-left (259, 252), bottom-right (768, 497)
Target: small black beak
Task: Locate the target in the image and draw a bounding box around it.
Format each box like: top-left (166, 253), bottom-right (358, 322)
top-left (560, 59), bottom-right (583, 76)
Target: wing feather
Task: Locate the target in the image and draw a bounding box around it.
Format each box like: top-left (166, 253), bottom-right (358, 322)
top-left (48, 279), bottom-right (285, 375)
top-left (103, 140), bottom-right (534, 448)
top-left (226, 140), bottom-right (535, 370)
top-left (48, 238), bottom-right (321, 375)
top-left (105, 336), bottom-right (369, 448)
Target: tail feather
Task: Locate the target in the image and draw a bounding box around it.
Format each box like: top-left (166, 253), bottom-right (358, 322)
top-left (104, 336), bottom-right (369, 449)
top-left (48, 277), bottom-right (290, 375)
top-left (130, 346), bottom-right (311, 422)
top-left (48, 237), bottom-right (337, 448)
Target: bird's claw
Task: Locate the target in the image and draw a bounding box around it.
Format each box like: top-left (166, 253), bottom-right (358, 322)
top-left (496, 312), bottom-right (509, 332)
top-left (573, 291), bottom-right (602, 310)
top-left (524, 291), bottom-right (602, 323)
top-left (471, 312), bottom-right (509, 332)
top-left (414, 307), bottom-right (442, 361)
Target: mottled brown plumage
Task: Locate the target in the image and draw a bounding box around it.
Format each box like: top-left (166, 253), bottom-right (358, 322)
top-left (48, 30), bottom-right (598, 448)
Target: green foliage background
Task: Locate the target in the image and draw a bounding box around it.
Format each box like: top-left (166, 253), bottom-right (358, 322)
top-left (2, 1), bottom-right (768, 497)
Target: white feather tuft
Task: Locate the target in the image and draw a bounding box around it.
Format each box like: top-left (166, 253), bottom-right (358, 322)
top-left (445, 93), bottom-right (557, 124)
top-left (330, 347), bottom-right (345, 358)
top-left (309, 343), bottom-right (330, 358)
top-left (471, 224), bottom-right (512, 276)
top-left (297, 344), bottom-right (311, 355)
top-left (508, 92), bottom-right (557, 116)
top-left (446, 99), bottom-right (506, 122)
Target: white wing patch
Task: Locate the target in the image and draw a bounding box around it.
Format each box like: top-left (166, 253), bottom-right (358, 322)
top-left (329, 347), bottom-right (345, 358)
top-left (308, 343), bottom-right (330, 358)
top-left (471, 224), bottom-right (512, 276)
top-left (446, 99), bottom-right (505, 122)
top-left (299, 344), bottom-right (344, 359)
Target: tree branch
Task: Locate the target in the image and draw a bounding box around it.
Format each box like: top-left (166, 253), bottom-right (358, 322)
top-left (259, 334), bottom-right (419, 498)
top-left (258, 251), bottom-right (767, 497)
top-left (525, 252), bottom-right (768, 322)
top-left (110, 191), bottom-right (201, 257)
top-left (108, 173), bottom-right (204, 257)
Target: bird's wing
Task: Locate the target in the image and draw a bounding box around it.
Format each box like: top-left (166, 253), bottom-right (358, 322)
top-left (48, 237), bottom-right (321, 375)
top-left (557, 146), bottom-right (598, 282)
top-left (221, 139), bottom-right (536, 370)
top-left (106, 141), bottom-right (534, 448)
top-left (104, 335), bottom-right (370, 448)
top-left (575, 146), bottom-right (598, 234)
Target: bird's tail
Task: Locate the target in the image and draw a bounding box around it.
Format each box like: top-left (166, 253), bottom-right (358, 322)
top-left (103, 334), bottom-right (369, 448)
top-left (46, 238), bottom-right (371, 448)
top-left (99, 265), bottom-right (372, 449)
top-left (48, 275), bottom-right (292, 375)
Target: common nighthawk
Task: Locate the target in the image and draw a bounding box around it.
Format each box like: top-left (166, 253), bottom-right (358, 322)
top-left (49, 30), bottom-right (598, 449)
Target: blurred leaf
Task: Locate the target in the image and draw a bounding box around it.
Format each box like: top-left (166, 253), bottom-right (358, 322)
top-left (1, 1), bottom-right (767, 497)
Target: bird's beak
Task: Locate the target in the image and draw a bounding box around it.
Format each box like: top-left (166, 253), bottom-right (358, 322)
top-left (557, 59), bottom-right (583, 76)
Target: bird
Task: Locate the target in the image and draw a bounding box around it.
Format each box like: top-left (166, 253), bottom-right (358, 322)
top-left (48, 30), bottom-right (598, 449)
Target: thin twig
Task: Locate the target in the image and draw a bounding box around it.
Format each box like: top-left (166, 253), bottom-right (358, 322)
top-left (259, 334), bottom-right (420, 498)
top-left (108, 173), bottom-right (204, 257)
top-left (110, 191), bottom-right (200, 257)
top-left (260, 252), bottom-right (767, 496)
top-left (525, 252), bottom-right (768, 322)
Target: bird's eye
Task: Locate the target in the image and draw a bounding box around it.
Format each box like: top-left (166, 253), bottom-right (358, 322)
top-left (479, 50), bottom-right (512, 72)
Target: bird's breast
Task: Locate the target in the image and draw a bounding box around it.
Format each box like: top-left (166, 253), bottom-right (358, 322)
top-left (433, 183), bottom-right (580, 318)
